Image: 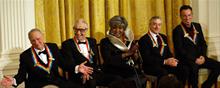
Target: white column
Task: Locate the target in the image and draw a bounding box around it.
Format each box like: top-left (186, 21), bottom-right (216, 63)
top-left (0, 0), bottom-right (35, 78)
top-left (206, 0), bottom-right (220, 60)
top-left (192, 0), bottom-right (220, 60)
top-left (192, 0), bottom-right (220, 82)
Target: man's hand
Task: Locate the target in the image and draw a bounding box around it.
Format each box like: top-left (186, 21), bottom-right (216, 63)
top-left (82, 74), bottom-right (92, 84)
top-left (195, 56), bottom-right (205, 65)
top-left (0, 75), bottom-right (14, 88)
top-left (78, 61), bottom-right (93, 84)
top-left (164, 57), bottom-right (178, 67)
top-left (78, 61), bottom-right (93, 75)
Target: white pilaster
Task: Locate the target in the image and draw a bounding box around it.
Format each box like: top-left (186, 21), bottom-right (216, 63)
top-left (0, 0), bottom-right (35, 79)
top-left (192, 0), bottom-right (220, 82)
top-left (192, 0), bottom-right (220, 61)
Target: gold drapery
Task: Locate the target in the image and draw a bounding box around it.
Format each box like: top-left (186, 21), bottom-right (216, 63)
top-left (35, 0), bottom-right (190, 50)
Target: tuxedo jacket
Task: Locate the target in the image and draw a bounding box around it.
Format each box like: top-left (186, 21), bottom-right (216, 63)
top-left (138, 33), bottom-right (173, 74)
top-left (61, 38), bottom-right (98, 82)
top-left (14, 43), bottom-right (63, 88)
top-left (172, 22), bottom-right (207, 64)
top-left (100, 37), bottom-right (135, 78)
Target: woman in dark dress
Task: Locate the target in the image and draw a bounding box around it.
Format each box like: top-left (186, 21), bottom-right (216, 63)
top-left (100, 16), bottom-right (144, 88)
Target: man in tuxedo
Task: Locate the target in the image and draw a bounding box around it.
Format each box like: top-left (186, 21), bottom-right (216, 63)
top-left (61, 19), bottom-right (97, 88)
top-left (138, 16), bottom-right (187, 85)
top-left (0, 28), bottom-right (66, 88)
top-left (172, 5), bottom-right (220, 88)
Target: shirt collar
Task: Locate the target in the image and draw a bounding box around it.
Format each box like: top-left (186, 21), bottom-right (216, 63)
top-left (149, 30), bottom-right (158, 40)
top-left (34, 48), bottom-right (46, 54)
top-left (75, 38), bottom-right (86, 43)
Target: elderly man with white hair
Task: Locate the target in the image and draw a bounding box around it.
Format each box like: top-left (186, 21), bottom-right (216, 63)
top-left (0, 28), bottom-right (66, 88)
top-left (61, 19), bottom-right (98, 88)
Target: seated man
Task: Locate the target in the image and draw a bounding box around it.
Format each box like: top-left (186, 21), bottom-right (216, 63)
top-left (138, 16), bottom-right (188, 85)
top-left (0, 28), bottom-right (66, 88)
top-left (172, 5), bottom-right (220, 88)
top-left (61, 19), bottom-right (97, 88)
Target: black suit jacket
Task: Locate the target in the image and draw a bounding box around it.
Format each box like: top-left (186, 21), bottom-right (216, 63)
top-left (61, 38), bottom-right (98, 82)
top-left (100, 37), bottom-right (135, 78)
top-left (138, 33), bottom-right (173, 74)
top-left (172, 22), bottom-right (207, 64)
top-left (14, 43), bottom-right (63, 88)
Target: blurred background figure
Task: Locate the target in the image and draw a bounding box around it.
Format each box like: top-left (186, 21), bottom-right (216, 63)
top-left (158, 74), bottom-right (183, 88)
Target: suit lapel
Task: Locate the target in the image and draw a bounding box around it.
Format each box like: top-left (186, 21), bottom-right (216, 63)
top-left (72, 38), bottom-right (94, 63)
top-left (147, 33), bottom-right (166, 56)
top-left (180, 23), bottom-right (199, 45)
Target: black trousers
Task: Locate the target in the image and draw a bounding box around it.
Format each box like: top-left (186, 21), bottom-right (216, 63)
top-left (187, 58), bottom-right (220, 88)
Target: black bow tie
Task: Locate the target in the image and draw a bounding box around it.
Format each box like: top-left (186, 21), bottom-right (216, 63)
top-left (38, 50), bottom-right (47, 55)
top-left (78, 41), bottom-right (86, 44)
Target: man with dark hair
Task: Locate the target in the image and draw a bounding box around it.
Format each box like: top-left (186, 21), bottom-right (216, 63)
top-left (172, 5), bottom-right (220, 88)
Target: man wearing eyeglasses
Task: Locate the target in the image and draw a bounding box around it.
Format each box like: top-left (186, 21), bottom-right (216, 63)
top-left (61, 19), bottom-right (98, 88)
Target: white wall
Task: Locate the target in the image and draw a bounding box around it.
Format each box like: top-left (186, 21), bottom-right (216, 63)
top-left (0, 0), bottom-right (35, 80)
top-left (191, 0), bottom-right (220, 83)
top-left (192, 0), bottom-right (220, 61)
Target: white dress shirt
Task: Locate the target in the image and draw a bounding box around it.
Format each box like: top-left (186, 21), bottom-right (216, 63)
top-left (149, 30), bottom-right (159, 45)
top-left (35, 48), bottom-right (48, 64)
top-left (75, 40), bottom-right (90, 74)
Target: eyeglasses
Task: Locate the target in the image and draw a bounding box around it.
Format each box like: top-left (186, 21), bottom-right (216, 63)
top-left (75, 29), bottom-right (87, 32)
